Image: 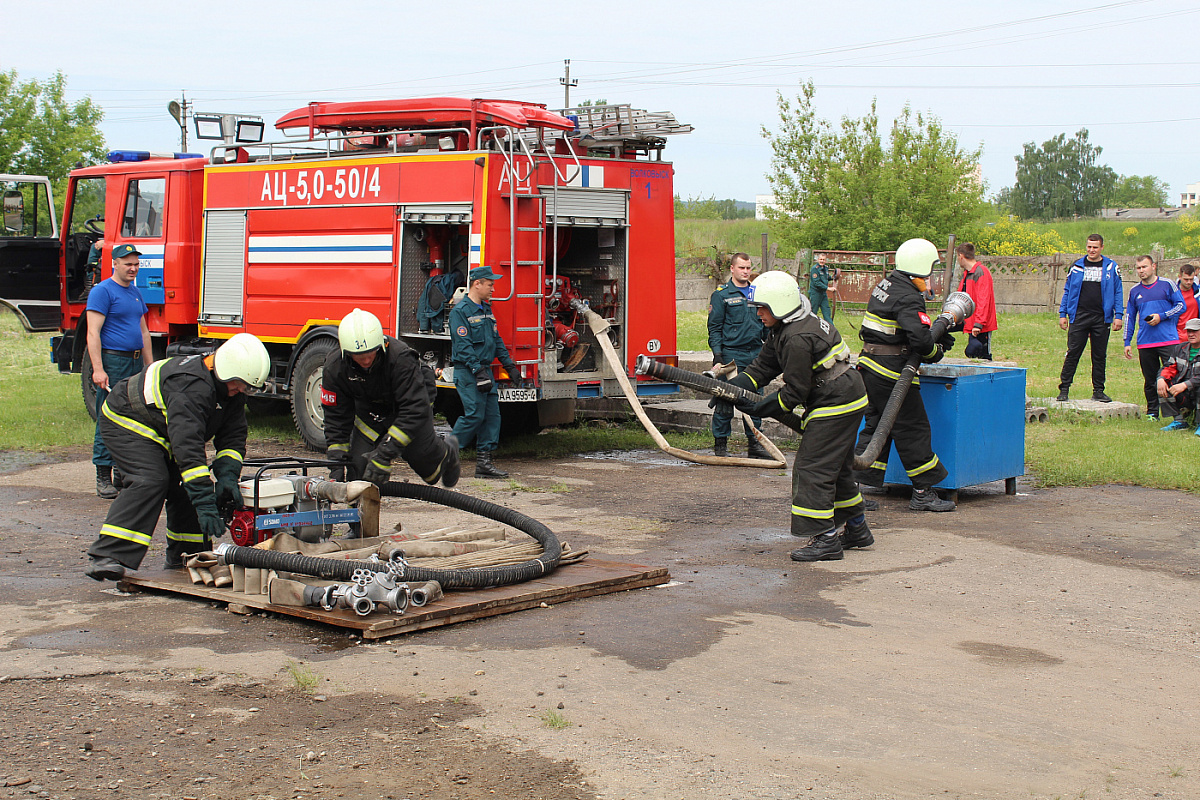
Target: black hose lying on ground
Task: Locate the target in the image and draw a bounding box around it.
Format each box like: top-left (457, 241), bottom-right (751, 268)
top-left (215, 480), bottom-right (561, 589)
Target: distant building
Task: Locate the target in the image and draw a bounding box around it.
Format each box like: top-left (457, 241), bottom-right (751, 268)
top-left (756, 194), bottom-right (786, 221)
top-left (1181, 182), bottom-right (1200, 209)
top-left (1100, 207), bottom-right (1186, 220)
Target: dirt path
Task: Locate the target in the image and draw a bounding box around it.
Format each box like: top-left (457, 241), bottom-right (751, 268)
top-left (1, 449), bottom-right (1198, 799)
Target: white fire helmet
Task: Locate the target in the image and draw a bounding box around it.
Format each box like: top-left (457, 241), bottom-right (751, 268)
top-left (895, 238), bottom-right (940, 278)
top-left (338, 308), bottom-right (386, 355)
top-left (748, 270), bottom-right (806, 319)
top-left (213, 333), bottom-right (271, 389)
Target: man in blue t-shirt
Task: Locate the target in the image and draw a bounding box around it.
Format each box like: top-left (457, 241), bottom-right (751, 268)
top-left (86, 244), bottom-right (153, 498)
top-left (1124, 254), bottom-right (1185, 418)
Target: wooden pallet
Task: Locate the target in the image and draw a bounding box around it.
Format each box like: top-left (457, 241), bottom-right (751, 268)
top-left (118, 558), bottom-right (669, 640)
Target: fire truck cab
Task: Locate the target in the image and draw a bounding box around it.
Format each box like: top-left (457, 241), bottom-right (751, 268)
top-left (50, 98), bottom-right (689, 449)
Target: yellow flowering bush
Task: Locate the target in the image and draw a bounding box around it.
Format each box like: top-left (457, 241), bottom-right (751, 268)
top-left (1177, 213), bottom-right (1200, 257)
top-left (1123, 226), bottom-right (1138, 238)
top-left (969, 218), bottom-right (1079, 256)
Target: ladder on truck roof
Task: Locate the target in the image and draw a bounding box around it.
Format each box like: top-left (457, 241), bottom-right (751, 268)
top-left (480, 125), bottom-right (589, 371)
top-left (542, 104), bottom-right (694, 158)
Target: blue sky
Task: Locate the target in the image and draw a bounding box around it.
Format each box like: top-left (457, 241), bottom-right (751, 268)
top-left (6, 0), bottom-right (1199, 204)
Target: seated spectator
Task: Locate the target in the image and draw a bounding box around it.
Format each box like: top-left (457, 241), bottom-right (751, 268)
top-left (1157, 317), bottom-right (1200, 432)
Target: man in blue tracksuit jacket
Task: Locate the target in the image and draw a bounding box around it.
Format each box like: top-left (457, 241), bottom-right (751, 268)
top-left (1123, 254), bottom-right (1185, 418)
top-left (1057, 234), bottom-right (1125, 402)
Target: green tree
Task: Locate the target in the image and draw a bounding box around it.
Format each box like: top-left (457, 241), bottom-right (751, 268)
top-left (0, 69), bottom-right (106, 201)
top-left (1108, 174), bottom-right (1170, 208)
top-left (762, 82), bottom-right (982, 251)
top-left (1007, 129), bottom-right (1116, 220)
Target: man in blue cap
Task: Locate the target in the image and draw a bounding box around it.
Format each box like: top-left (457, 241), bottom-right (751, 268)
top-left (86, 243), bottom-right (154, 499)
top-left (448, 266), bottom-right (521, 478)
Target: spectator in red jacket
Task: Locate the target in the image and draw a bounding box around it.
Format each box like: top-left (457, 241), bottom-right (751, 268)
top-left (956, 243), bottom-right (997, 360)
top-left (1172, 263), bottom-right (1199, 342)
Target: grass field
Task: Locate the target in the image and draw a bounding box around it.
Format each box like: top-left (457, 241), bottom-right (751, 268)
top-left (0, 310), bottom-right (710, 459)
top-left (681, 308), bottom-right (1198, 494)
top-left (1034, 219), bottom-right (1190, 259)
top-left (674, 216), bottom-right (1198, 261)
top-left (2, 307), bottom-right (1194, 493)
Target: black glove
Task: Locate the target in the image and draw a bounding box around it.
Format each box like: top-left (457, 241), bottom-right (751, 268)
top-left (939, 333), bottom-right (956, 352)
top-left (710, 372), bottom-right (756, 416)
top-left (925, 344), bottom-right (947, 364)
top-left (325, 445), bottom-right (349, 482)
top-left (183, 480), bottom-right (226, 540)
top-left (362, 437), bottom-right (400, 487)
top-left (212, 456), bottom-right (243, 510)
top-left (362, 454), bottom-right (391, 487)
top-left (736, 389), bottom-right (787, 421)
top-left (474, 368), bottom-right (494, 394)
top-left (712, 352), bottom-right (724, 367)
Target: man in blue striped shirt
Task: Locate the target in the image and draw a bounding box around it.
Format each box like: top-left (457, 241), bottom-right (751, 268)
top-left (1124, 254), bottom-right (1185, 418)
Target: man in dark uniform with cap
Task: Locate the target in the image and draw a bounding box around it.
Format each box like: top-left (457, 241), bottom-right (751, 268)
top-left (707, 252), bottom-right (769, 459)
top-left (721, 271), bottom-right (872, 562)
top-left (854, 238), bottom-right (956, 512)
top-left (449, 266), bottom-right (521, 478)
top-left (83, 333), bottom-right (271, 581)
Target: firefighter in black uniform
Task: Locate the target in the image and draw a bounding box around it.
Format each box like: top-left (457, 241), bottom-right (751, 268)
top-left (854, 238), bottom-right (956, 512)
top-left (321, 309), bottom-right (460, 500)
top-left (720, 271), bottom-right (873, 562)
top-left (84, 333), bottom-right (271, 581)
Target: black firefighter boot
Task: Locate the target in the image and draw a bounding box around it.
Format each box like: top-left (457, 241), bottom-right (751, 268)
top-left (791, 531), bottom-right (844, 562)
top-left (96, 466), bottom-right (118, 500)
top-left (713, 438), bottom-right (728, 458)
top-left (746, 436), bottom-right (770, 460)
top-left (475, 451), bottom-right (509, 479)
top-left (910, 486), bottom-right (956, 512)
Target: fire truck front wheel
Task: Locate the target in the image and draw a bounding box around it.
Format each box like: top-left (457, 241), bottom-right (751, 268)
top-left (290, 337), bottom-right (338, 451)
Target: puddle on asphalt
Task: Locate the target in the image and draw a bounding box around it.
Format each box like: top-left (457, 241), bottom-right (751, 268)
top-left (575, 449), bottom-right (695, 468)
top-left (0, 450), bottom-right (56, 474)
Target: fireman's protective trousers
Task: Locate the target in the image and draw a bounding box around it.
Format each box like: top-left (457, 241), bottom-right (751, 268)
top-left (790, 401), bottom-right (867, 537)
top-left (86, 412), bottom-right (211, 570)
top-left (854, 367), bottom-right (948, 490)
top-left (345, 415), bottom-right (451, 485)
top-left (451, 370), bottom-right (501, 453)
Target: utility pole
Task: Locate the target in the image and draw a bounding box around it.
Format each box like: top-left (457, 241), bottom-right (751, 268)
top-left (167, 91), bottom-right (192, 152)
top-left (560, 59), bottom-right (577, 109)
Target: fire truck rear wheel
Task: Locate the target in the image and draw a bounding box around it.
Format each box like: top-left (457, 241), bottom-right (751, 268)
top-left (290, 337), bottom-right (338, 451)
top-left (81, 356), bottom-right (98, 422)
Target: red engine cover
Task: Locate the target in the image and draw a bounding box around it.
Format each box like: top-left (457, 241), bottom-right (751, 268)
top-left (229, 508), bottom-right (261, 546)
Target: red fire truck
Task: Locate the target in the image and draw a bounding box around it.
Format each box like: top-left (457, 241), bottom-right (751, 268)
top-left (42, 98), bottom-right (690, 448)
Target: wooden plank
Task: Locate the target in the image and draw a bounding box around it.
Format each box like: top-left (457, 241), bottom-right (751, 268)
top-left (118, 558), bottom-right (669, 639)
